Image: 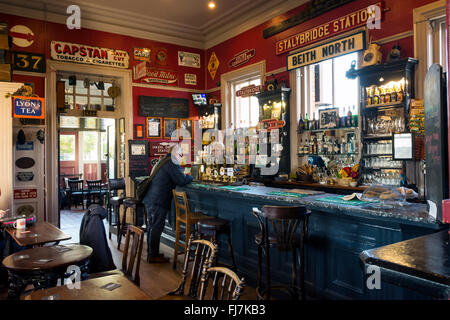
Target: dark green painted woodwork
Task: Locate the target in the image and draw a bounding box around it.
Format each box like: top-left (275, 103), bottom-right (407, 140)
top-left (161, 186), bottom-right (441, 299)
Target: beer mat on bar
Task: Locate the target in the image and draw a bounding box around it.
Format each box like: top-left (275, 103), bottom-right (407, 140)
top-left (266, 191), bottom-right (309, 198)
top-left (53, 245), bottom-right (72, 253)
top-left (218, 186), bottom-right (251, 191)
top-left (41, 294), bottom-right (60, 300)
top-left (101, 282), bottom-right (121, 291)
top-left (191, 183), bottom-right (212, 188)
top-left (35, 258), bottom-right (53, 264)
top-left (315, 196), bottom-right (375, 206)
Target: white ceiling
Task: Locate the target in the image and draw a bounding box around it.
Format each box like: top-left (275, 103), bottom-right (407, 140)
top-left (0, 0), bottom-right (306, 48)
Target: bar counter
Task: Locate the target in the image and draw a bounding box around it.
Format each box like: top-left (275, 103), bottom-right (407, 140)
top-left (360, 230), bottom-right (449, 299)
top-left (162, 183), bottom-right (445, 300)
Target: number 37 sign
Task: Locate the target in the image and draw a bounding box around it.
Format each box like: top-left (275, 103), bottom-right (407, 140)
top-left (12, 51), bottom-right (46, 73)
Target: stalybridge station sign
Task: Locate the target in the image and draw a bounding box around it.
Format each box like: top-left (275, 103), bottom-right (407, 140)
top-left (51, 41), bottom-right (130, 68)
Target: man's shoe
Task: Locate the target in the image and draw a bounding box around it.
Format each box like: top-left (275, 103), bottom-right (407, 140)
top-left (147, 256), bottom-right (170, 263)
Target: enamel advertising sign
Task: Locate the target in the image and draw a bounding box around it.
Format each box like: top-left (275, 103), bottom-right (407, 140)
top-left (12, 96), bottom-right (45, 119)
top-left (141, 68), bottom-right (178, 86)
top-left (276, 2), bottom-right (381, 55)
top-left (229, 49), bottom-right (256, 68)
top-left (286, 31), bottom-right (366, 71)
top-left (51, 41), bottom-right (130, 68)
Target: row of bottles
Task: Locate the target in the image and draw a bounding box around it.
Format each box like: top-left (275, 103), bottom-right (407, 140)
top-left (365, 80), bottom-right (405, 106)
top-left (298, 106), bottom-right (358, 131)
top-left (298, 135), bottom-right (357, 156)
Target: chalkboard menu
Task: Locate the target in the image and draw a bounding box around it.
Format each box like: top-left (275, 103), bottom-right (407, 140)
top-left (128, 140), bottom-right (150, 179)
top-left (424, 64), bottom-right (448, 221)
top-left (139, 96), bottom-right (189, 118)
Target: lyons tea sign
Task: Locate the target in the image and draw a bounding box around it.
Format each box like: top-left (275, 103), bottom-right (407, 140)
top-left (12, 96), bottom-right (45, 119)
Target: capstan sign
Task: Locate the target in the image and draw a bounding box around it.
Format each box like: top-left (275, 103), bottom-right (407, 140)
top-left (51, 41), bottom-right (130, 68)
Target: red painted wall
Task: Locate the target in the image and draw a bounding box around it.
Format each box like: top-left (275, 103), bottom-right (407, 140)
top-left (205, 0), bottom-right (436, 91)
top-left (0, 12), bottom-right (205, 161)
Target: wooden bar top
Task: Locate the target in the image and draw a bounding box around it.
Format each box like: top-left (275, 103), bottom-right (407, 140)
top-left (23, 274), bottom-right (151, 300)
top-left (6, 221), bottom-right (71, 247)
top-left (263, 179), bottom-right (368, 192)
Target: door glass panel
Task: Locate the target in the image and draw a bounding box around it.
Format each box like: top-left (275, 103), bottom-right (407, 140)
top-left (75, 79), bottom-right (88, 95)
top-left (60, 135), bottom-right (76, 161)
top-left (75, 95), bottom-right (88, 110)
top-left (82, 131), bottom-right (98, 161)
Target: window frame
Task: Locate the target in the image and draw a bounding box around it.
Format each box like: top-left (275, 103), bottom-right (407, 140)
top-left (220, 61), bottom-right (266, 130)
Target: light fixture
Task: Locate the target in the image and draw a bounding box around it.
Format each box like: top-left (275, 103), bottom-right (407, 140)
top-left (208, 1), bottom-right (216, 9)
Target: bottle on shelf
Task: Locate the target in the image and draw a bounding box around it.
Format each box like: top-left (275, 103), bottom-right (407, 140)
top-left (373, 88), bottom-right (380, 105)
top-left (341, 108), bottom-right (347, 128)
top-left (312, 113), bottom-right (316, 130)
top-left (385, 87), bottom-right (391, 103)
top-left (366, 87), bottom-right (372, 106)
top-left (391, 85), bottom-right (398, 102)
top-left (398, 83), bottom-right (404, 102)
top-left (305, 113), bottom-right (309, 130)
top-left (298, 114), bottom-right (305, 131)
top-left (352, 105), bottom-right (358, 127)
top-left (346, 106), bottom-right (352, 127)
top-left (379, 87), bottom-right (385, 104)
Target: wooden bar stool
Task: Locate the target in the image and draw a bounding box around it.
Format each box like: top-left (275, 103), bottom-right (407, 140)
top-left (117, 198), bottom-right (147, 250)
top-left (197, 217), bottom-right (237, 271)
top-left (252, 205), bottom-right (311, 300)
top-left (172, 190), bottom-right (213, 269)
top-left (107, 178), bottom-right (126, 240)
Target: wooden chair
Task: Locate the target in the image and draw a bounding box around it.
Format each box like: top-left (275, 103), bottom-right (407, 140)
top-left (67, 179), bottom-right (86, 209)
top-left (88, 225), bottom-right (144, 286)
top-left (107, 178), bottom-right (127, 240)
top-left (172, 190), bottom-right (213, 269)
top-left (199, 266), bottom-right (245, 300)
top-left (252, 205), bottom-right (311, 300)
top-left (157, 235), bottom-right (217, 300)
top-left (86, 179), bottom-right (103, 206)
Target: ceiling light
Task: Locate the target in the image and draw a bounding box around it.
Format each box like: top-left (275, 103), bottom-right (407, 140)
top-left (208, 1), bottom-right (216, 9)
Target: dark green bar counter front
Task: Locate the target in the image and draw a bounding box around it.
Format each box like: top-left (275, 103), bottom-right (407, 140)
top-left (160, 183), bottom-right (445, 300)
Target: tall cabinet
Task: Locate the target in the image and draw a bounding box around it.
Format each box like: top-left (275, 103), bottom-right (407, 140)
top-left (255, 87), bottom-right (291, 176)
top-left (357, 58), bottom-right (418, 188)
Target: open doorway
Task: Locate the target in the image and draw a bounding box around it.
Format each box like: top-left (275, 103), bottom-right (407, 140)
top-left (58, 116), bottom-right (116, 241)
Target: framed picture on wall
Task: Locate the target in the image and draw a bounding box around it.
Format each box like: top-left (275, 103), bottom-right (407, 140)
top-left (179, 119), bottom-right (193, 139)
top-left (146, 117), bottom-right (162, 138)
top-left (134, 124), bottom-right (144, 139)
top-left (319, 108), bottom-right (339, 129)
top-left (164, 118), bottom-right (178, 139)
top-left (119, 118), bottom-right (125, 133)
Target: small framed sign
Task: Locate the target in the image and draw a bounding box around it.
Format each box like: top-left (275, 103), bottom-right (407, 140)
top-left (393, 133), bottom-right (414, 160)
top-left (134, 124), bottom-right (144, 139)
top-left (319, 108), bottom-right (338, 129)
top-left (12, 96), bottom-right (45, 119)
top-left (164, 118), bottom-right (178, 139)
top-left (179, 119), bottom-right (193, 139)
top-left (146, 117), bottom-right (162, 138)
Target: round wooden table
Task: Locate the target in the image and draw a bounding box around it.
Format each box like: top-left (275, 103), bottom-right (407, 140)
top-left (2, 244), bottom-right (93, 299)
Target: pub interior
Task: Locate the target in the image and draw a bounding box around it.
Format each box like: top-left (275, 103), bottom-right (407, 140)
top-left (0, 0), bottom-right (449, 305)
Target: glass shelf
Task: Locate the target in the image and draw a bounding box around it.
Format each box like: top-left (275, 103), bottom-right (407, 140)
top-left (298, 127), bottom-right (357, 134)
top-left (364, 101), bottom-right (405, 109)
top-left (298, 153), bottom-right (358, 157)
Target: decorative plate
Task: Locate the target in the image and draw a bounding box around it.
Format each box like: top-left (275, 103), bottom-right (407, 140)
top-left (15, 157), bottom-right (35, 169)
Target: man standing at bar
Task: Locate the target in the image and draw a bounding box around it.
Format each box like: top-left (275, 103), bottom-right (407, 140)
top-left (143, 145), bottom-right (193, 263)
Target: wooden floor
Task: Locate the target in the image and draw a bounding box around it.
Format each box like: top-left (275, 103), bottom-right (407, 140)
top-left (0, 208), bottom-right (257, 300)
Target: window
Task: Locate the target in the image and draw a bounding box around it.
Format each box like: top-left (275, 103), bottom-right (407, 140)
top-left (101, 132), bottom-right (107, 161)
top-left (59, 135), bottom-right (76, 161)
top-left (61, 75), bottom-right (116, 111)
top-left (414, 0), bottom-right (446, 99)
top-left (221, 61), bottom-right (265, 129)
top-left (301, 52), bottom-right (359, 120)
top-left (60, 116), bottom-right (79, 128)
top-left (81, 131), bottom-right (98, 161)
top-left (232, 77), bottom-right (261, 128)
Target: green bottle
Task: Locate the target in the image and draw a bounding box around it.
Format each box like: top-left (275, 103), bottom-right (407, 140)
top-left (305, 113), bottom-right (309, 130)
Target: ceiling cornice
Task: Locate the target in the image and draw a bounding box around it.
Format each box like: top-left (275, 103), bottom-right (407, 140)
top-left (0, 0), bottom-right (306, 50)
